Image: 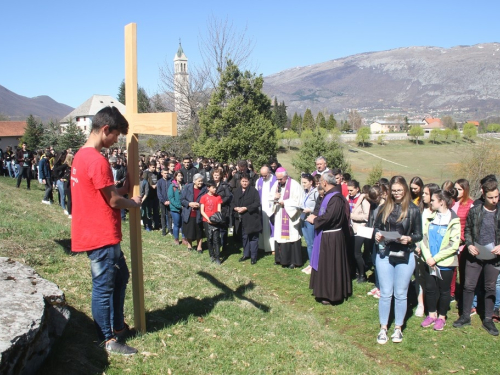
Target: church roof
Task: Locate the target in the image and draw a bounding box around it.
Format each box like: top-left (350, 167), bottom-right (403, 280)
top-left (174, 42), bottom-right (187, 60)
top-left (60, 95), bottom-right (126, 123)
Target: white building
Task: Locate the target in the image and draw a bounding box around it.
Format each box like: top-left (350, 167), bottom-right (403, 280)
top-left (173, 42), bottom-right (190, 128)
top-left (59, 95), bottom-right (126, 135)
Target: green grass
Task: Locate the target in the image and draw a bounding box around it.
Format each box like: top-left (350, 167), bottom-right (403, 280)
top-left (277, 138), bottom-right (500, 186)
top-left (1, 176), bottom-right (499, 374)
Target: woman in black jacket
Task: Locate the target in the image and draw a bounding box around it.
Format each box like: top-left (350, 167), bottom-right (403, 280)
top-left (212, 168), bottom-right (232, 252)
top-left (231, 173), bottom-right (262, 264)
top-left (374, 176), bottom-right (422, 345)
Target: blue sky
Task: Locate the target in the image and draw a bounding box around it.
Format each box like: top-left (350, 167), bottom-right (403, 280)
top-left (1, 0), bottom-right (498, 108)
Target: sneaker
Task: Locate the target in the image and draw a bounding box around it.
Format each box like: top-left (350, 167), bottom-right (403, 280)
top-left (415, 304), bottom-right (425, 317)
top-left (367, 287), bottom-right (378, 296)
top-left (104, 339), bottom-right (138, 355)
top-left (421, 316), bottom-right (436, 328)
top-left (433, 318), bottom-right (446, 331)
top-left (64, 210), bottom-right (69, 215)
top-left (114, 323), bottom-right (137, 342)
top-left (453, 315), bottom-right (471, 328)
top-left (41, 200), bottom-right (52, 205)
top-left (470, 308), bottom-right (477, 316)
top-left (482, 319), bottom-right (499, 336)
top-left (68, 215), bottom-right (72, 219)
top-left (391, 328), bottom-right (403, 343)
top-left (377, 328), bottom-right (388, 345)
top-left (373, 289), bottom-right (381, 299)
top-left (450, 295), bottom-right (456, 303)
top-left (301, 265), bottom-right (312, 274)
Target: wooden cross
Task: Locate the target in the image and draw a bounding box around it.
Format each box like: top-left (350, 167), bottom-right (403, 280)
top-left (124, 22), bottom-right (177, 333)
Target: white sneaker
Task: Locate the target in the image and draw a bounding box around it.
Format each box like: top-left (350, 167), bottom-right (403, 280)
top-left (391, 328), bottom-right (403, 343)
top-left (64, 210), bottom-right (69, 215)
top-left (367, 287), bottom-right (378, 296)
top-left (415, 304), bottom-right (425, 317)
top-left (377, 328), bottom-right (388, 344)
top-left (68, 215), bottom-right (72, 219)
top-left (301, 265), bottom-right (312, 274)
top-left (41, 200), bottom-right (52, 205)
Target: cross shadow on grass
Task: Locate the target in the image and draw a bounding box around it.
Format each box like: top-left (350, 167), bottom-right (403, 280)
top-left (38, 306), bottom-right (109, 375)
top-left (146, 271), bottom-right (270, 332)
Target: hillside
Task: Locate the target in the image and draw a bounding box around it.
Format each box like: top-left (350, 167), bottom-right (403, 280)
top-left (263, 43), bottom-right (500, 120)
top-left (0, 85), bottom-right (73, 122)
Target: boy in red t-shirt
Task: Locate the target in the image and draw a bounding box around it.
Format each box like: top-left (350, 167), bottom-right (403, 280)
top-left (200, 180), bottom-right (223, 264)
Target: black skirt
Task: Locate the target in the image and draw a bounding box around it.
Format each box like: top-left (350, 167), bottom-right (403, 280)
top-left (183, 216), bottom-right (204, 240)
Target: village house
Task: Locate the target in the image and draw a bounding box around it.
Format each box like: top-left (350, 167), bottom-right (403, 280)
top-left (59, 95), bottom-right (125, 135)
top-left (421, 117), bottom-right (444, 133)
top-left (0, 121), bottom-right (26, 150)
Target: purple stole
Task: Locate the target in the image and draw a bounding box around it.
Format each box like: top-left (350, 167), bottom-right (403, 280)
top-left (279, 177), bottom-right (292, 240)
top-left (257, 175), bottom-right (277, 237)
top-left (310, 191), bottom-right (339, 271)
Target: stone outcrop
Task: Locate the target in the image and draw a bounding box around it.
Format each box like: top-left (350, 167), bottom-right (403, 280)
top-left (0, 257), bottom-right (70, 375)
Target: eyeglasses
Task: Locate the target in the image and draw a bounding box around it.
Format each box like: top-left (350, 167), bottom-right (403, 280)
top-left (391, 189), bottom-right (404, 194)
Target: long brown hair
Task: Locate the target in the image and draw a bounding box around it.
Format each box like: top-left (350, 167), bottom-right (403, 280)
top-left (379, 176), bottom-right (411, 223)
top-left (455, 178), bottom-right (471, 205)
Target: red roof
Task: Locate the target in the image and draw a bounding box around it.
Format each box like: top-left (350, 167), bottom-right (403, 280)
top-left (423, 117), bottom-right (442, 125)
top-left (467, 121), bottom-right (480, 126)
top-left (0, 121), bottom-right (26, 137)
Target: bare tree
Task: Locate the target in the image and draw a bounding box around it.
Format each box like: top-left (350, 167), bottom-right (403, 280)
top-left (348, 109), bottom-right (363, 131)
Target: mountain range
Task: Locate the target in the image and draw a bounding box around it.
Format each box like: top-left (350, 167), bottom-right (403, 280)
top-left (2, 43), bottom-right (500, 123)
top-left (0, 85), bottom-right (73, 122)
top-left (263, 43), bottom-right (500, 121)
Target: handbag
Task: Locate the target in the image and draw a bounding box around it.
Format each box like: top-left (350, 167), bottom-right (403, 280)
top-left (209, 212), bottom-right (224, 224)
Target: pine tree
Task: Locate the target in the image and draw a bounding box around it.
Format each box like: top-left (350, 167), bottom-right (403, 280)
top-left (316, 112), bottom-right (327, 129)
top-left (193, 60), bottom-right (277, 167)
top-left (272, 97), bottom-right (279, 127)
top-left (278, 100), bottom-right (288, 129)
top-left (40, 120), bottom-right (61, 148)
top-left (21, 115), bottom-right (43, 149)
top-left (117, 80), bottom-right (152, 113)
top-left (59, 118), bottom-right (87, 151)
top-left (291, 112), bottom-right (301, 133)
top-left (302, 109), bottom-right (315, 130)
top-left (292, 128), bottom-right (350, 174)
top-left (326, 114), bottom-right (337, 130)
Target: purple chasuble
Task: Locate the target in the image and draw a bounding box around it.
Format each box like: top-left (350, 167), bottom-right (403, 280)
top-left (279, 177), bottom-right (293, 240)
top-left (310, 191), bottom-right (339, 271)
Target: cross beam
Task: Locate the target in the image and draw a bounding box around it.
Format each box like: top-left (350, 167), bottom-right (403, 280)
top-left (124, 22), bottom-right (177, 333)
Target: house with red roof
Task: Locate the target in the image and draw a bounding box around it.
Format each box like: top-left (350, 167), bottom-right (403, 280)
top-left (421, 117), bottom-right (444, 133)
top-left (0, 121), bottom-right (26, 151)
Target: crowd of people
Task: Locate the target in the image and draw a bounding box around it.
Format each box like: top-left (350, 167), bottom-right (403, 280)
top-left (3, 106), bottom-right (500, 355)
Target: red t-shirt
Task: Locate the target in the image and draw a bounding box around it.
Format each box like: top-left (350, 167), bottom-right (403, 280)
top-left (71, 147), bottom-right (121, 252)
top-left (200, 194), bottom-right (223, 222)
top-left (341, 183), bottom-right (348, 198)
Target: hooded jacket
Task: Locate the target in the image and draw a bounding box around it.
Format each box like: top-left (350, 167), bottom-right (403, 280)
top-left (421, 210), bottom-right (460, 267)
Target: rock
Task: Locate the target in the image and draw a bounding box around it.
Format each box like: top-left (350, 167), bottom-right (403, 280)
top-left (0, 257), bottom-right (70, 375)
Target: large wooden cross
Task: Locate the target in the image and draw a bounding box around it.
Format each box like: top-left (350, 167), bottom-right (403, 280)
top-left (124, 22), bottom-right (177, 333)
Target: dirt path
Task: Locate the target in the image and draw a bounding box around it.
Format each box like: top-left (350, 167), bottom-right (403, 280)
top-left (349, 147), bottom-right (409, 168)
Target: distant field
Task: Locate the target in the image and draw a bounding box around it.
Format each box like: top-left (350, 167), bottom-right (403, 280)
top-left (277, 138), bottom-right (500, 186)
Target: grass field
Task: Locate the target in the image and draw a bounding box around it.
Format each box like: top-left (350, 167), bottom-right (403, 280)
top-left (1, 168), bottom-right (499, 374)
top-left (277, 138), bottom-right (500, 187)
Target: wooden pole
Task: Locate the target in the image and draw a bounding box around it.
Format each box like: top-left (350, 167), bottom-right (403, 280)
top-left (124, 22), bottom-right (146, 333)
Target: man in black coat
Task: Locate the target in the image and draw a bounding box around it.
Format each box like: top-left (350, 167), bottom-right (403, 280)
top-left (229, 160), bottom-right (257, 191)
top-left (180, 156), bottom-right (199, 184)
top-left (231, 173), bottom-right (262, 264)
top-left (16, 142), bottom-right (34, 190)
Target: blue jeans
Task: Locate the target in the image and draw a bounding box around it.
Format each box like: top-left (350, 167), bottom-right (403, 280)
top-left (171, 211), bottom-right (182, 241)
top-left (376, 251), bottom-right (415, 327)
top-left (495, 274), bottom-right (500, 310)
top-left (13, 163), bottom-right (20, 178)
top-left (301, 220), bottom-right (315, 261)
top-left (56, 179), bottom-right (66, 210)
top-left (87, 244), bottom-right (129, 342)
top-left (6, 161), bottom-right (14, 178)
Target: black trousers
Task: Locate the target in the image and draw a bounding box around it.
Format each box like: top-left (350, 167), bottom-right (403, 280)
top-left (160, 204), bottom-right (172, 234)
top-left (462, 255), bottom-right (499, 319)
top-left (353, 236), bottom-right (366, 278)
top-left (423, 266), bottom-right (454, 316)
top-left (43, 178), bottom-right (53, 202)
top-left (203, 222), bottom-right (221, 259)
top-left (16, 166), bottom-right (31, 188)
top-left (242, 226), bottom-right (259, 260)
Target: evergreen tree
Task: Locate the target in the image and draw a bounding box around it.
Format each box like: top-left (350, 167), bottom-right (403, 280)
top-left (193, 61), bottom-right (277, 167)
top-left (21, 115), bottom-right (43, 149)
top-left (40, 119), bottom-right (61, 148)
top-left (291, 112), bottom-right (302, 134)
top-left (278, 100), bottom-right (288, 129)
top-left (316, 112), bottom-right (327, 129)
top-left (272, 97), bottom-right (279, 127)
top-left (117, 80), bottom-right (152, 113)
top-left (292, 128), bottom-right (350, 174)
top-left (59, 118), bottom-right (87, 151)
top-left (302, 109), bottom-right (315, 130)
top-left (326, 114), bottom-right (337, 130)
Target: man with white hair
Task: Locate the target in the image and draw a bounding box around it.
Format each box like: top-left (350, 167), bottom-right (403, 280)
top-left (271, 167), bottom-right (304, 268)
top-left (311, 156), bottom-right (330, 177)
top-left (256, 165), bottom-right (276, 253)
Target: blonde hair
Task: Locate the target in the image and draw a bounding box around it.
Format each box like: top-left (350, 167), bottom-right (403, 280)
top-left (64, 153), bottom-right (74, 167)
